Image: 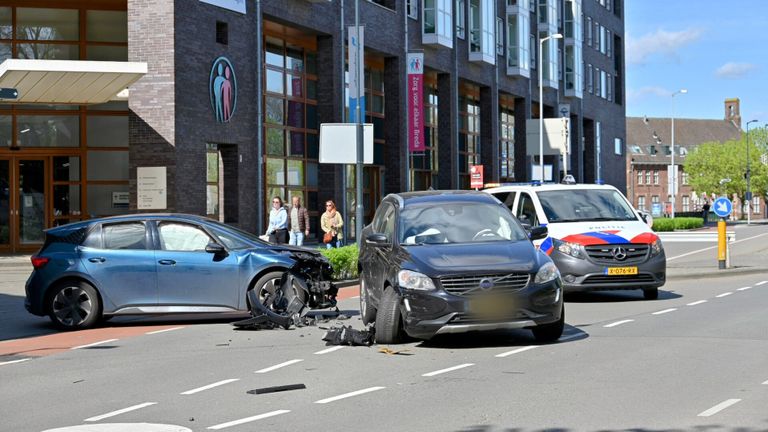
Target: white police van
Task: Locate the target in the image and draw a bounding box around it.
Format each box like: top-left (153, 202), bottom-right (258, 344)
top-left (484, 178), bottom-right (665, 300)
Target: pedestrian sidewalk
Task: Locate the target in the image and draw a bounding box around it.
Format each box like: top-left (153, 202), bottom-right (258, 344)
top-left (0, 255), bottom-right (31, 269)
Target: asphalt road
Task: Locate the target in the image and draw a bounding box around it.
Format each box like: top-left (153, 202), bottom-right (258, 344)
top-left (1, 227), bottom-right (767, 432)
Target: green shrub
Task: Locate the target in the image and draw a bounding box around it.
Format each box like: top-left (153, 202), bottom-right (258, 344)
top-left (652, 217), bottom-right (703, 232)
top-left (319, 244), bottom-right (359, 280)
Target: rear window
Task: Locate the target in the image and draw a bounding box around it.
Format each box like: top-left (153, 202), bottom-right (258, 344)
top-left (103, 222), bottom-right (147, 250)
top-left (537, 189), bottom-right (638, 222)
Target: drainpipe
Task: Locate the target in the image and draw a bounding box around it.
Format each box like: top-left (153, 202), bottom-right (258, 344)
top-left (255, 0), bottom-right (264, 232)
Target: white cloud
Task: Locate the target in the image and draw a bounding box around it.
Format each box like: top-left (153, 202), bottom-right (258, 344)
top-left (715, 62), bottom-right (757, 79)
top-left (627, 28), bottom-right (704, 65)
top-left (627, 86), bottom-right (671, 103)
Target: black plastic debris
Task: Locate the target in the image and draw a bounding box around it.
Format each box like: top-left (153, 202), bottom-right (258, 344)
top-left (247, 384), bottom-right (307, 395)
top-left (322, 325), bottom-right (375, 346)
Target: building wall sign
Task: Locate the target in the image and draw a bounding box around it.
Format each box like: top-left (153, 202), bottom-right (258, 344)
top-left (209, 56), bottom-right (238, 123)
top-left (137, 167), bottom-right (167, 210)
top-left (199, 0), bottom-right (246, 14)
top-left (407, 52), bottom-right (424, 153)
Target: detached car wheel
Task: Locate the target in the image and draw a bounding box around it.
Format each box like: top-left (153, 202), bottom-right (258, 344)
top-left (48, 281), bottom-right (101, 330)
top-left (375, 287), bottom-right (403, 344)
top-left (532, 304), bottom-right (564, 343)
top-left (359, 277), bottom-right (377, 325)
top-left (643, 287), bottom-right (659, 300)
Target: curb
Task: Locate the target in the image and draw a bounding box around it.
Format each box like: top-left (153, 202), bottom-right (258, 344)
top-left (666, 266), bottom-right (767, 281)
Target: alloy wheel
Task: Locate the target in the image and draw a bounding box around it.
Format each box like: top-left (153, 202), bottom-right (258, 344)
top-left (52, 286), bottom-right (93, 327)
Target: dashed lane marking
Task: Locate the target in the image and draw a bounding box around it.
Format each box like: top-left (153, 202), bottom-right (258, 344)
top-left (755, 281), bottom-right (767, 286)
top-left (71, 339), bottom-right (118, 350)
top-left (495, 346), bottom-right (537, 358)
top-left (0, 358), bottom-right (30, 366)
top-left (603, 319), bottom-right (634, 328)
top-left (651, 308), bottom-right (677, 315)
top-left (254, 359), bottom-right (303, 374)
top-left (84, 402), bottom-right (157, 422)
top-left (207, 410), bottom-right (291, 430)
top-left (763, 379), bottom-right (768, 385)
top-left (716, 292), bottom-right (733, 298)
top-left (314, 346), bottom-right (345, 355)
top-left (180, 379), bottom-right (240, 395)
top-left (314, 386), bottom-right (386, 404)
top-left (697, 399), bottom-right (741, 417)
top-left (146, 327), bottom-right (185, 335)
top-left (736, 286), bottom-right (752, 291)
top-left (422, 363), bottom-right (474, 377)
top-left (687, 300), bottom-right (707, 306)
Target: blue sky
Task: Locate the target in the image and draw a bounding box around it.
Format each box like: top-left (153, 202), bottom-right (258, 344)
top-left (625, 0), bottom-right (768, 126)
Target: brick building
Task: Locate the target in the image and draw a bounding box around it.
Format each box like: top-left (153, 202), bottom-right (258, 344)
top-left (0, 0), bottom-right (627, 252)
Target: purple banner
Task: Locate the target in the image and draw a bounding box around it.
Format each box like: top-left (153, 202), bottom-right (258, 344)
top-left (407, 53), bottom-right (424, 153)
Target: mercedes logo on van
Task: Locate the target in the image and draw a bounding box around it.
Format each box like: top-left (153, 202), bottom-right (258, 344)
top-left (611, 247), bottom-right (628, 261)
top-left (479, 278), bottom-right (494, 290)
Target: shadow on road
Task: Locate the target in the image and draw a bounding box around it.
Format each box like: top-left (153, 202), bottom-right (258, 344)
top-left (455, 425), bottom-right (768, 432)
top-left (565, 289), bottom-right (681, 303)
top-left (416, 324), bottom-right (588, 350)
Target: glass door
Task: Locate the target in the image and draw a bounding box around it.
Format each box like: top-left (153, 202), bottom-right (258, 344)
top-left (17, 159), bottom-right (47, 247)
top-left (0, 159), bottom-right (9, 250)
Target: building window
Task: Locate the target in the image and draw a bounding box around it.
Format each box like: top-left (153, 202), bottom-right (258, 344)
top-left (505, 4), bottom-right (530, 77)
top-left (564, 0), bottom-right (582, 98)
top-left (653, 170), bottom-right (659, 185)
top-left (468, 0), bottom-right (495, 64)
top-left (682, 171), bottom-right (689, 185)
top-left (410, 74), bottom-right (439, 191)
top-left (645, 170), bottom-right (651, 184)
top-left (607, 73), bottom-right (612, 101)
top-left (423, 0), bottom-right (453, 48)
top-left (637, 170), bottom-right (643, 185)
top-left (753, 196), bottom-right (760, 214)
top-left (456, 0), bottom-right (465, 39)
top-left (407, 0), bottom-right (419, 19)
top-left (458, 84), bottom-right (481, 189)
top-left (638, 195), bottom-right (646, 211)
top-left (499, 99), bottom-right (515, 181)
top-left (600, 70), bottom-right (607, 99)
top-left (594, 67), bottom-right (601, 96)
top-left (586, 16), bottom-right (592, 46)
top-left (206, 144), bottom-right (221, 218)
top-left (682, 195), bottom-right (690, 212)
top-left (652, 195), bottom-right (660, 205)
top-left (595, 121), bottom-right (602, 181)
top-left (606, 29), bottom-right (611, 57)
top-left (614, 137), bottom-right (622, 155)
top-left (496, 17), bottom-right (504, 55)
top-left (530, 34), bottom-right (536, 69)
top-left (586, 63), bottom-right (593, 93)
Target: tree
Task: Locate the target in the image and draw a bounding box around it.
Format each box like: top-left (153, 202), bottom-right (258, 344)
top-left (685, 132), bottom-right (768, 200)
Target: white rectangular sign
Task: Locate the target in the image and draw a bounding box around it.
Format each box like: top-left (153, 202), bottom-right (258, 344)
top-left (525, 118), bottom-right (570, 156)
top-left (667, 165), bottom-right (679, 195)
top-left (319, 123), bottom-right (373, 164)
top-left (137, 167), bottom-right (167, 210)
top-left (199, 0), bottom-right (246, 14)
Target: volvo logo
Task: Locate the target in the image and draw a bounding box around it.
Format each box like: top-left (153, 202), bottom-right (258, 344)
top-left (479, 278), bottom-right (494, 290)
top-left (611, 247), bottom-right (628, 261)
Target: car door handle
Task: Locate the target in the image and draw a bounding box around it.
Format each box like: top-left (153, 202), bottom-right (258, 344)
top-left (158, 259), bottom-right (176, 266)
top-left (88, 257), bottom-right (106, 263)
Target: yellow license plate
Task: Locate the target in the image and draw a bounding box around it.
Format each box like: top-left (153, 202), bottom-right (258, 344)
top-left (605, 266), bottom-right (638, 275)
top-left (470, 296), bottom-right (515, 316)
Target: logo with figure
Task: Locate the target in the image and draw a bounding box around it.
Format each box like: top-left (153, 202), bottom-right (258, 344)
top-left (209, 56), bottom-right (237, 123)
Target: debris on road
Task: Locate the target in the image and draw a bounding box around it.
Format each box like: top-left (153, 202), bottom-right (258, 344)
top-left (322, 325), bottom-right (375, 346)
top-left (378, 347), bottom-right (413, 356)
top-left (247, 384), bottom-right (307, 395)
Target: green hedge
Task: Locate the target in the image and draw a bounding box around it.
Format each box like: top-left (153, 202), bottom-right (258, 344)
top-left (319, 244), bottom-right (359, 280)
top-left (652, 217), bottom-right (704, 232)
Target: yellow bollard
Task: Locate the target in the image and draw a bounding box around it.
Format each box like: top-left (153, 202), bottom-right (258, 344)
top-left (718, 218), bottom-right (727, 269)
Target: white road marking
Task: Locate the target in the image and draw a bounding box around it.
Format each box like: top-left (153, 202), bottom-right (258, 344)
top-left (495, 346), bottom-right (538, 358)
top-left (350, 296), bottom-right (360, 299)
top-left (604, 319), bottom-right (634, 328)
top-left (686, 300), bottom-right (707, 306)
top-left (755, 281), bottom-right (768, 286)
top-left (314, 386), bottom-right (386, 404)
top-left (422, 363), bottom-right (475, 377)
top-left (0, 358), bottom-right (30, 366)
top-left (146, 326), bottom-right (185, 335)
top-left (207, 410), bottom-right (291, 430)
top-left (314, 346), bottom-right (345, 355)
top-left (697, 399), bottom-right (741, 417)
top-left (71, 339), bottom-right (119, 350)
top-left (668, 232), bottom-right (768, 261)
top-left (651, 308), bottom-right (677, 315)
top-left (254, 359), bottom-right (303, 374)
top-left (84, 402), bottom-right (157, 422)
top-left (180, 379), bottom-right (240, 395)
top-left (762, 379), bottom-right (768, 385)
top-left (736, 286), bottom-right (752, 291)
top-left (716, 292), bottom-right (733, 298)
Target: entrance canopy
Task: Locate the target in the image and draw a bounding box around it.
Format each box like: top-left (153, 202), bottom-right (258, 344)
top-left (0, 59), bottom-right (147, 105)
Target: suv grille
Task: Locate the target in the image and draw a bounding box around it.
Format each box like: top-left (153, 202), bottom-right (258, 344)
top-left (440, 273), bottom-right (530, 296)
top-left (584, 244), bottom-right (649, 264)
top-left (583, 274), bottom-right (655, 284)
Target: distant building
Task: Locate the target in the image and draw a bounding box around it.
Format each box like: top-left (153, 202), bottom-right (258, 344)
top-left (626, 98), bottom-right (764, 218)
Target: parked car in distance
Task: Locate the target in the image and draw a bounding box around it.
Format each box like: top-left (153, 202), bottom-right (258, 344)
top-left (483, 180), bottom-right (666, 300)
top-left (25, 214), bottom-right (334, 330)
top-left (358, 190), bottom-right (564, 344)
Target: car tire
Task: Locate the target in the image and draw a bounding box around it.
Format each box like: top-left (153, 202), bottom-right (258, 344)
top-left (48, 281), bottom-right (101, 331)
top-left (251, 271), bottom-right (286, 308)
top-left (375, 287), bottom-right (403, 344)
top-left (643, 287), bottom-right (659, 300)
top-left (532, 304), bottom-right (564, 343)
top-left (359, 276), bottom-right (377, 325)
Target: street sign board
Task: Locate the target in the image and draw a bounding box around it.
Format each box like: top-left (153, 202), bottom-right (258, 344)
top-left (651, 202), bottom-right (662, 217)
top-left (713, 196), bottom-right (732, 218)
top-left (470, 165), bottom-right (484, 189)
top-left (0, 88), bottom-right (18, 99)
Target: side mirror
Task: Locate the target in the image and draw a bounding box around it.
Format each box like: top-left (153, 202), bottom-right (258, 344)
top-left (529, 226), bottom-right (548, 241)
top-left (366, 233), bottom-right (389, 246)
top-left (638, 210), bottom-right (654, 228)
top-left (205, 242), bottom-right (227, 255)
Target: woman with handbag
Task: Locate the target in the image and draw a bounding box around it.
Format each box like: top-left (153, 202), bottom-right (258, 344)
top-left (320, 199), bottom-right (343, 249)
top-left (266, 196), bottom-right (288, 244)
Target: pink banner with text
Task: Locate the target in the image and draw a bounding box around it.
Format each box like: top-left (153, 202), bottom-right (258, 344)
top-left (407, 53), bottom-right (424, 153)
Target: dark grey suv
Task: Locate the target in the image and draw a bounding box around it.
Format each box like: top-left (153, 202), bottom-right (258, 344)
top-left (358, 190), bottom-right (564, 344)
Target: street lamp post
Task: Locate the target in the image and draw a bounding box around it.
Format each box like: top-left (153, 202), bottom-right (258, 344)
top-left (670, 88), bottom-right (687, 219)
top-left (538, 33), bottom-right (562, 182)
top-left (746, 119), bottom-right (758, 225)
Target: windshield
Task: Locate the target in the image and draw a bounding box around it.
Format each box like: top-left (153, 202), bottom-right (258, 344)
top-left (537, 189), bottom-right (639, 222)
top-left (399, 202), bottom-right (529, 245)
top-left (207, 219), bottom-right (266, 248)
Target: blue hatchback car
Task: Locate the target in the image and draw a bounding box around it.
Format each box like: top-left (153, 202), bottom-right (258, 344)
top-left (25, 214), bottom-right (334, 330)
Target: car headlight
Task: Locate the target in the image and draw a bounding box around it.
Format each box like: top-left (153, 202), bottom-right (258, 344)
top-left (398, 270), bottom-right (436, 291)
top-left (650, 238), bottom-right (663, 256)
top-left (553, 239), bottom-right (585, 259)
top-left (534, 261), bottom-right (561, 285)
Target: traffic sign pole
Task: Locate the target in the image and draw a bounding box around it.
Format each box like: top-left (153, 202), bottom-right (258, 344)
top-left (717, 217), bottom-right (727, 269)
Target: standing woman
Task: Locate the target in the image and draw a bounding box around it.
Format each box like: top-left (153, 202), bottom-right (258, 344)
top-left (321, 200), bottom-right (343, 249)
top-left (266, 196), bottom-right (288, 244)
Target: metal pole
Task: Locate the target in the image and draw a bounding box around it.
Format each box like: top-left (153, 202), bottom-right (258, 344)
top-left (746, 119), bottom-right (758, 225)
top-left (340, 0), bottom-right (348, 239)
top-left (354, 0), bottom-right (364, 242)
top-left (538, 37), bottom-right (545, 183)
top-left (255, 0), bottom-right (264, 233)
top-left (404, 0), bottom-right (410, 192)
top-left (671, 99), bottom-right (675, 219)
